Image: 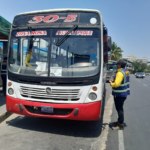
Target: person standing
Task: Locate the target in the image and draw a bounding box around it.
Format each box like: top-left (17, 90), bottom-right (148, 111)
top-left (110, 59), bottom-right (130, 130)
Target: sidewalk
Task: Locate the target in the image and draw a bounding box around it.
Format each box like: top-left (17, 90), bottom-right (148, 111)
top-left (0, 90), bottom-right (12, 123)
top-left (0, 92), bottom-right (6, 114)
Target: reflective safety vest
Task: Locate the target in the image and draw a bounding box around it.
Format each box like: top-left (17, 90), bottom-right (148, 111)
top-left (112, 68), bottom-right (130, 97)
top-left (1, 59), bottom-right (7, 78)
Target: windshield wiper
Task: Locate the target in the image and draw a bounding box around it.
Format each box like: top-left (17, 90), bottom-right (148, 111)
top-left (56, 25), bottom-right (78, 46)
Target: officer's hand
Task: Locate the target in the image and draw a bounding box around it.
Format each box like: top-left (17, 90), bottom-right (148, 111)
top-left (109, 79), bottom-right (114, 83)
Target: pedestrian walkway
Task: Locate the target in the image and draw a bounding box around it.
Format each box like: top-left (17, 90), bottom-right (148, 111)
top-left (0, 92), bottom-right (11, 124)
top-left (0, 93), bottom-right (6, 116)
top-left (0, 104), bottom-right (6, 116)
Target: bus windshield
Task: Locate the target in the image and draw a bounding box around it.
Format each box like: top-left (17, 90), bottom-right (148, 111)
top-left (9, 28), bottom-right (100, 77)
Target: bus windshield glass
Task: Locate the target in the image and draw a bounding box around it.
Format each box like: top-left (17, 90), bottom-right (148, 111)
top-left (9, 28), bottom-right (100, 77)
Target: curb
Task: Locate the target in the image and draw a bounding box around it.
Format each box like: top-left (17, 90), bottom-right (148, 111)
top-left (0, 112), bottom-right (12, 124)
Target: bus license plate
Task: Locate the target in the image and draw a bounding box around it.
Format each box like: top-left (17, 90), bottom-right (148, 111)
top-left (41, 106), bottom-right (54, 113)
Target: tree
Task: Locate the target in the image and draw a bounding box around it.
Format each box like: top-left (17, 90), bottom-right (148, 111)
top-left (141, 63), bottom-right (147, 71)
top-left (132, 61), bottom-right (150, 73)
top-left (110, 42), bottom-right (123, 61)
top-left (147, 65), bottom-right (150, 72)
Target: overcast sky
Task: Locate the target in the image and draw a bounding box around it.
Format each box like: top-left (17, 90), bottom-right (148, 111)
top-left (0, 0), bottom-right (150, 61)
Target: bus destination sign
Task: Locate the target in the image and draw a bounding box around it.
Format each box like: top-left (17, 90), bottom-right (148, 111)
top-left (16, 31), bottom-right (47, 37)
top-left (28, 14), bottom-right (79, 24)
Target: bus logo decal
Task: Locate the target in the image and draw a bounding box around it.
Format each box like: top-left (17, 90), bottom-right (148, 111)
top-left (46, 87), bottom-right (52, 94)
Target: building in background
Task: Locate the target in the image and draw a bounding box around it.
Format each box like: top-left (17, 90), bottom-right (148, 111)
top-left (122, 55), bottom-right (148, 64)
top-left (122, 55), bottom-right (136, 62)
top-left (0, 15), bottom-right (11, 57)
top-left (122, 59), bottom-right (134, 72)
top-left (135, 57), bottom-right (148, 64)
top-left (0, 16), bottom-right (11, 88)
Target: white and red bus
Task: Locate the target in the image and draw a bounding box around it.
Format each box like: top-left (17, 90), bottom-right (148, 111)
top-left (6, 9), bottom-right (111, 121)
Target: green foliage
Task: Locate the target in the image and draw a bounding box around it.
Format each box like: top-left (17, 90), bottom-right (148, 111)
top-left (110, 42), bottom-right (123, 61)
top-left (147, 65), bottom-right (150, 71)
top-left (132, 61), bottom-right (150, 73)
top-left (143, 69), bottom-right (149, 73)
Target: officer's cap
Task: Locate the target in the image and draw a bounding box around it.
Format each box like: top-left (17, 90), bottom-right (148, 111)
top-left (116, 59), bottom-right (126, 65)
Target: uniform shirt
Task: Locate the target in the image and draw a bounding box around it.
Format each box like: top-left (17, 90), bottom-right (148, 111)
top-left (111, 68), bottom-right (124, 88)
top-left (25, 52), bottom-right (33, 67)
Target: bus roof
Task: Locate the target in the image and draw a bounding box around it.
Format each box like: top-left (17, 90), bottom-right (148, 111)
top-left (16, 8), bottom-right (101, 17)
top-left (12, 9), bottom-right (103, 27)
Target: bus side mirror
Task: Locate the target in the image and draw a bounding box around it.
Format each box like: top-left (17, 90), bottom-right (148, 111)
top-left (107, 36), bottom-right (112, 51)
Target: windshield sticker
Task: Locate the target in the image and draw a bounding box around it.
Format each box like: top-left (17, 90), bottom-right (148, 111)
top-left (35, 62), bottom-right (47, 72)
top-left (16, 31), bottom-right (47, 37)
top-left (50, 67), bottom-right (62, 76)
top-left (28, 14), bottom-right (79, 24)
top-left (56, 31), bottom-right (93, 36)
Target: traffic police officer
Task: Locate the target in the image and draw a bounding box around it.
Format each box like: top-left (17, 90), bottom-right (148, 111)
top-left (110, 59), bottom-right (130, 130)
top-left (1, 56), bottom-right (7, 95)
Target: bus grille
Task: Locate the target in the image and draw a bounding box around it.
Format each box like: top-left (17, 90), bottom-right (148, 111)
top-left (20, 86), bottom-right (80, 101)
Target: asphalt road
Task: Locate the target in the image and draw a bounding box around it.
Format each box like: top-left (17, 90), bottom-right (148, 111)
top-left (106, 75), bottom-right (150, 150)
top-left (0, 75), bottom-right (150, 150)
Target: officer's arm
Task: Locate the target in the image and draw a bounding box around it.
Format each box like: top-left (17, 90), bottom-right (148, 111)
top-left (110, 72), bottom-right (124, 88)
top-left (25, 54), bottom-right (32, 67)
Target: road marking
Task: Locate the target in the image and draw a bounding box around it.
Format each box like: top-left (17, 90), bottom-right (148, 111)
top-left (143, 84), bottom-right (147, 86)
top-left (118, 130), bottom-right (125, 150)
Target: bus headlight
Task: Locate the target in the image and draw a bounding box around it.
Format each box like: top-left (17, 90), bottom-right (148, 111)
top-left (8, 88), bottom-right (14, 95)
top-left (89, 93), bottom-right (97, 100)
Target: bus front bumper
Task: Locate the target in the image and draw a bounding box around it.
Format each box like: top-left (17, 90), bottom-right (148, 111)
top-left (6, 95), bottom-right (102, 121)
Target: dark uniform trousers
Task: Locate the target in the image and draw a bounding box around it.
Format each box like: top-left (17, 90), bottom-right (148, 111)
top-left (114, 96), bottom-right (126, 124)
